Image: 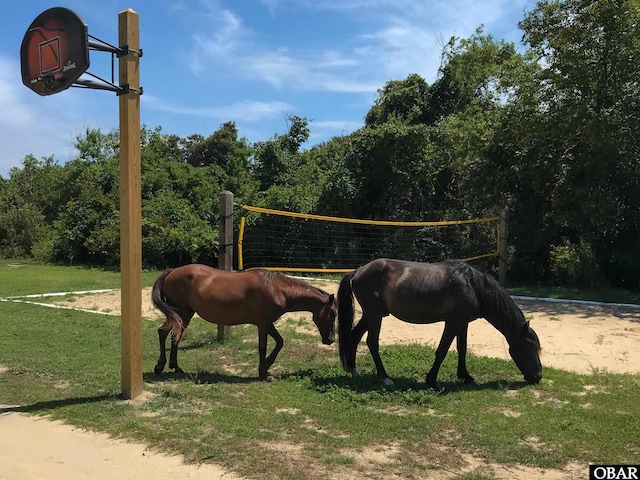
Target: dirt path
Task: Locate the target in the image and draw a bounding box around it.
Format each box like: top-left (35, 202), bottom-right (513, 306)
top-left (0, 409), bottom-right (243, 480)
top-left (1, 283), bottom-right (638, 479)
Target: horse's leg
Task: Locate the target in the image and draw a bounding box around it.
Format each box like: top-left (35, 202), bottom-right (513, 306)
top-left (258, 322), bottom-right (273, 380)
top-left (365, 316), bottom-right (393, 386)
top-left (455, 323), bottom-right (475, 384)
top-left (168, 312), bottom-right (193, 373)
top-left (154, 321), bottom-right (171, 374)
top-left (425, 321), bottom-right (460, 389)
top-left (348, 315), bottom-right (369, 377)
top-left (352, 315), bottom-right (368, 344)
top-left (262, 323), bottom-right (284, 378)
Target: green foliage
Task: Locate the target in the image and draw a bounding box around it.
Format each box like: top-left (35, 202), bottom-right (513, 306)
top-left (142, 191), bottom-right (218, 267)
top-left (0, 201), bottom-right (46, 258)
top-left (513, 0), bottom-right (640, 282)
top-left (74, 127), bottom-right (119, 163)
top-left (549, 239), bottom-right (598, 287)
top-left (0, 123), bottom-right (256, 269)
top-left (252, 115), bottom-right (311, 190)
top-left (49, 158), bottom-right (120, 266)
top-left (365, 73), bottom-right (432, 126)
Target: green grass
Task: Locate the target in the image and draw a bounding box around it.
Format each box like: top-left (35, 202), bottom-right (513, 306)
top-left (1, 262), bottom-right (639, 479)
top-left (0, 258), bottom-right (162, 295)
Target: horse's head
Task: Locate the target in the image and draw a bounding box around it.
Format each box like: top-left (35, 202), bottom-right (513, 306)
top-left (508, 322), bottom-right (542, 384)
top-left (313, 293), bottom-right (336, 345)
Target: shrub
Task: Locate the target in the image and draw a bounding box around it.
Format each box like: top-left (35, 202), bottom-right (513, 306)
top-left (549, 238), bottom-right (598, 287)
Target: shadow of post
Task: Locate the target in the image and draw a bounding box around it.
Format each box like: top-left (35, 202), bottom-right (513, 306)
top-left (0, 394), bottom-right (118, 415)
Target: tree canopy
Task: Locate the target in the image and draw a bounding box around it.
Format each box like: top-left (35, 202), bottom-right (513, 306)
top-left (2, 0), bottom-right (639, 288)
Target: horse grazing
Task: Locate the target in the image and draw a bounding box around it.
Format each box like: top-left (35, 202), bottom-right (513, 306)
top-left (152, 264), bottom-right (336, 380)
top-left (338, 258), bottom-right (542, 388)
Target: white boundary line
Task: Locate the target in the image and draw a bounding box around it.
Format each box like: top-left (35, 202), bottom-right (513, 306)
top-left (512, 295), bottom-right (640, 310)
top-left (0, 289), bottom-right (119, 316)
top-left (1, 289), bottom-right (114, 300)
top-left (0, 298), bottom-right (118, 316)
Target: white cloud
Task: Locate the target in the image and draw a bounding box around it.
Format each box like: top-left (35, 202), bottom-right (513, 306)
top-left (144, 94), bottom-right (295, 122)
top-left (183, 0), bottom-right (529, 96)
top-left (187, 1), bottom-right (252, 74)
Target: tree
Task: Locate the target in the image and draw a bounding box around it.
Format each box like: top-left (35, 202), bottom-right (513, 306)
top-left (252, 115), bottom-right (310, 189)
top-left (516, 0), bottom-right (640, 286)
top-left (74, 127), bottom-right (119, 163)
top-left (365, 74), bottom-right (432, 127)
top-left (0, 156), bottom-right (68, 258)
top-left (330, 31), bottom-right (536, 221)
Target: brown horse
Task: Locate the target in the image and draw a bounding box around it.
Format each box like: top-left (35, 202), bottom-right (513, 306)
top-left (152, 264), bottom-right (336, 380)
top-left (338, 258), bottom-right (542, 388)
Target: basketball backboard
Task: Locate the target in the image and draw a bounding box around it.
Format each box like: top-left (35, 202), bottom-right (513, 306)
top-left (20, 7), bottom-right (90, 96)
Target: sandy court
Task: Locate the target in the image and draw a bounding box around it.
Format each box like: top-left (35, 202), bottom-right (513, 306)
top-left (1, 282), bottom-right (639, 479)
top-left (45, 282), bottom-right (640, 375)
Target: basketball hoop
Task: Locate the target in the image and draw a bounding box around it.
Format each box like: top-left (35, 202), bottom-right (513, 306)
top-left (20, 7), bottom-right (90, 96)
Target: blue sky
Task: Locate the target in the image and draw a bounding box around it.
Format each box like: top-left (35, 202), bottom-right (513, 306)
top-left (0, 0), bottom-right (537, 177)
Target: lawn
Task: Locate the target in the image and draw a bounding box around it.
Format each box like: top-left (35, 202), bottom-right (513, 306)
top-left (1, 260), bottom-right (638, 479)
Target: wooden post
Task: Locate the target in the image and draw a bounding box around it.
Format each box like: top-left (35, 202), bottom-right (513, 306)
top-left (217, 190), bottom-right (234, 342)
top-left (119, 8), bottom-right (142, 400)
top-left (498, 207), bottom-right (509, 287)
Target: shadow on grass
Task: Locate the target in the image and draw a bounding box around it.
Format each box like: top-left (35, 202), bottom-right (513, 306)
top-left (143, 371), bottom-right (260, 385)
top-left (304, 369), bottom-right (532, 395)
top-left (144, 366), bottom-right (533, 396)
top-left (0, 393), bottom-right (117, 415)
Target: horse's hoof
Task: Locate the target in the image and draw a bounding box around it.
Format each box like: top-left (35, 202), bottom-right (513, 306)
top-left (351, 369), bottom-right (360, 378)
top-left (425, 378), bottom-right (438, 391)
top-left (382, 378), bottom-right (394, 387)
top-left (173, 367), bottom-right (184, 374)
top-left (154, 365), bottom-right (164, 375)
top-left (461, 375), bottom-right (476, 384)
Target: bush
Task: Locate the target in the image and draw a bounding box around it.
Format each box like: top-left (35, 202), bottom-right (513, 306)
top-left (549, 239), bottom-right (598, 287)
top-left (142, 193), bottom-right (218, 268)
top-left (0, 203), bottom-right (46, 258)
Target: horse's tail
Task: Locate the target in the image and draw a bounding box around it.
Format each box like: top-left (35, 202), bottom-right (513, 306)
top-left (151, 268), bottom-right (183, 341)
top-left (337, 270), bottom-right (357, 370)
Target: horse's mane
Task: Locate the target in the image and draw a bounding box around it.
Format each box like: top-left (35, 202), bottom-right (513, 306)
top-left (451, 261), bottom-right (527, 343)
top-left (253, 269), bottom-right (329, 301)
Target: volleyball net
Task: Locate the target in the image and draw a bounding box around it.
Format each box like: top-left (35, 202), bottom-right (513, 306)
top-left (237, 205), bottom-right (502, 273)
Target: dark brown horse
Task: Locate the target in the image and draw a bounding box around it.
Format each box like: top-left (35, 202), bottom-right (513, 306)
top-left (152, 264), bottom-right (336, 380)
top-left (338, 258), bottom-right (542, 388)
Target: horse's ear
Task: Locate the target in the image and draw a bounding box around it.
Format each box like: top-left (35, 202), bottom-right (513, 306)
top-left (329, 294), bottom-right (335, 302)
